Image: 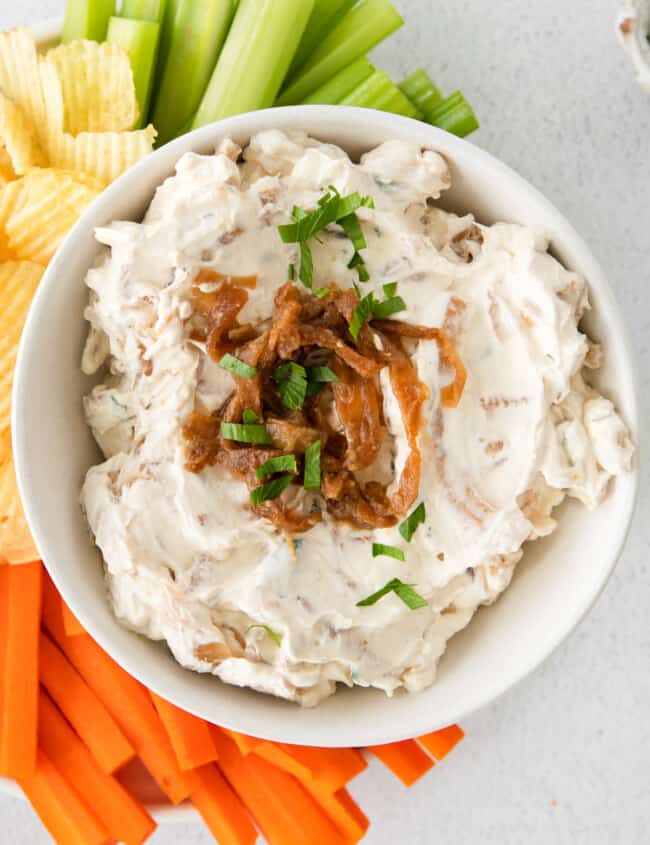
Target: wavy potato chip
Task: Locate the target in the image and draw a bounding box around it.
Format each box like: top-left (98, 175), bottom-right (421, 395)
top-left (4, 170), bottom-right (98, 264)
top-left (0, 93), bottom-right (45, 175)
top-left (0, 430), bottom-right (38, 564)
top-left (0, 29), bottom-right (48, 150)
top-left (0, 261), bottom-right (44, 435)
top-left (0, 144), bottom-right (16, 184)
top-left (47, 40), bottom-right (139, 135)
top-left (0, 177), bottom-right (27, 232)
top-left (50, 124), bottom-right (157, 187)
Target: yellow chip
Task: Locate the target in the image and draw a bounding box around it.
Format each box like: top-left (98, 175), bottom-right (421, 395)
top-left (0, 430), bottom-right (39, 564)
top-left (0, 93), bottom-right (45, 175)
top-left (4, 170), bottom-right (98, 264)
top-left (47, 40), bottom-right (139, 135)
top-left (38, 55), bottom-right (65, 157)
top-left (0, 177), bottom-right (27, 232)
top-left (50, 124), bottom-right (157, 187)
top-left (0, 261), bottom-right (44, 435)
top-left (0, 29), bottom-right (48, 151)
top-left (0, 144), bottom-right (16, 184)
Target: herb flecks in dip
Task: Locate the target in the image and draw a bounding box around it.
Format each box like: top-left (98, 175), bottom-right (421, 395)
top-left (81, 131), bottom-right (633, 707)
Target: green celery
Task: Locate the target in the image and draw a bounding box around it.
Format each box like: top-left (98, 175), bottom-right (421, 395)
top-left (62, 0), bottom-right (115, 43)
top-left (153, 0), bottom-right (181, 93)
top-left (152, 0), bottom-right (235, 144)
top-left (121, 0), bottom-right (167, 22)
top-left (277, 0), bottom-right (403, 106)
top-left (340, 69), bottom-right (422, 120)
top-left (290, 0), bottom-right (358, 76)
top-left (399, 68), bottom-right (443, 118)
top-left (428, 91), bottom-right (480, 137)
top-left (107, 17), bottom-right (160, 128)
top-left (193, 0), bottom-right (315, 127)
top-left (303, 57), bottom-right (375, 105)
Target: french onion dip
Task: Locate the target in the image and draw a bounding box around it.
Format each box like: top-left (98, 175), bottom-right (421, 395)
top-left (81, 131), bottom-right (634, 707)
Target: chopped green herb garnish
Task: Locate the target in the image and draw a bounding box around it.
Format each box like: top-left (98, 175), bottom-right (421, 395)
top-left (383, 282), bottom-right (398, 298)
top-left (242, 409), bottom-right (259, 425)
top-left (256, 454), bottom-right (298, 481)
top-left (356, 577), bottom-right (427, 610)
top-left (372, 543), bottom-right (405, 561)
top-left (304, 440), bottom-right (321, 491)
top-left (221, 422), bottom-right (272, 446)
top-left (339, 212), bottom-right (366, 252)
top-left (274, 361), bottom-right (308, 410)
top-left (349, 292), bottom-right (375, 341)
top-left (288, 263), bottom-right (295, 280)
top-left (218, 353), bottom-right (256, 379)
top-left (371, 295), bottom-right (406, 320)
top-left (314, 287), bottom-right (330, 299)
top-left (246, 624), bottom-right (283, 647)
top-left (307, 366), bottom-right (339, 383)
top-left (250, 474), bottom-right (293, 506)
top-left (299, 241), bottom-right (313, 288)
top-left (348, 250), bottom-right (370, 282)
top-left (399, 503), bottom-right (426, 542)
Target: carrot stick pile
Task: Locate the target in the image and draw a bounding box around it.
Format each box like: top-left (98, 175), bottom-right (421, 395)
top-left (0, 561), bottom-right (465, 844)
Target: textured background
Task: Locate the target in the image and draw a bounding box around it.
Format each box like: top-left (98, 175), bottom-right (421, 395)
top-left (1, 1), bottom-right (649, 842)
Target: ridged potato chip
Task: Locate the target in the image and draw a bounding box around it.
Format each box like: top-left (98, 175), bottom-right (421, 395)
top-left (50, 124), bottom-right (157, 187)
top-left (0, 261), bottom-right (44, 435)
top-left (0, 177), bottom-right (27, 231)
top-left (47, 40), bottom-right (139, 135)
top-left (0, 144), bottom-right (16, 184)
top-left (0, 93), bottom-right (45, 175)
top-left (4, 170), bottom-right (98, 264)
top-left (0, 29), bottom-right (48, 150)
top-left (0, 429), bottom-right (39, 564)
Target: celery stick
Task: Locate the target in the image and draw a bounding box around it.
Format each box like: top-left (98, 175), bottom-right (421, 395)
top-left (193, 0), bottom-right (315, 128)
top-left (121, 0), bottom-right (167, 22)
top-left (107, 17), bottom-right (160, 128)
top-left (399, 69), bottom-right (443, 118)
top-left (62, 0), bottom-right (115, 43)
top-left (152, 0), bottom-right (235, 144)
top-left (340, 69), bottom-right (422, 119)
top-left (428, 91), bottom-right (480, 137)
top-left (290, 0), bottom-right (358, 76)
top-left (277, 0), bottom-right (403, 106)
top-left (303, 57), bottom-right (375, 105)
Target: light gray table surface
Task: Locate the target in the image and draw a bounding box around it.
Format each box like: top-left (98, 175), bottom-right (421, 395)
top-left (1, 1), bottom-right (648, 843)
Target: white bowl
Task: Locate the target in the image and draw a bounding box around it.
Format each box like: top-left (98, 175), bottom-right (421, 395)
top-left (12, 106), bottom-right (639, 748)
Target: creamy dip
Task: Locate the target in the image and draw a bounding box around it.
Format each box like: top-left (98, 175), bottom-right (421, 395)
top-left (81, 131), bottom-right (633, 706)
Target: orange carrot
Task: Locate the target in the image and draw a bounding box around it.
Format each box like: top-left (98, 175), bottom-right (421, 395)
top-left (0, 561), bottom-right (41, 779)
top-left (151, 691), bottom-right (219, 772)
top-left (41, 572), bottom-right (69, 640)
top-left (39, 631), bottom-right (135, 775)
top-left (253, 742), bottom-right (313, 781)
top-left (39, 691), bottom-right (156, 845)
top-left (418, 724), bottom-right (465, 760)
top-left (0, 566), bottom-right (8, 738)
top-left (212, 728), bottom-right (345, 845)
top-left (303, 784), bottom-right (369, 844)
top-left (279, 745), bottom-right (368, 792)
top-left (368, 739), bottom-right (434, 786)
top-left (18, 750), bottom-right (108, 845)
top-left (185, 763), bottom-right (258, 845)
top-left (61, 599), bottom-right (85, 637)
top-left (40, 624), bottom-right (189, 805)
top-left (221, 728), bottom-right (261, 755)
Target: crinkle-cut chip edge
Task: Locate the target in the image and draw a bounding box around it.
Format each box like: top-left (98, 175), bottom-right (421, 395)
top-left (0, 29), bottom-right (49, 152)
top-left (0, 93), bottom-right (45, 175)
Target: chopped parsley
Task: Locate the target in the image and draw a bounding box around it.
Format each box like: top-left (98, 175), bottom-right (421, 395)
top-left (250, 474), bottom-right (293, 506)
top-left (246, 624), bottom-right (283, 647)
top-left (256, 454), bottom-right (298, 481)
top-left (306, 366), bottom-right (339, 384)
top-left (274, 361), bottom-right (308, 410)
top-left (356, 578), bottom-right (427, 610)
top-left (399, 503), bottom-right (426, 542)
top-left (221, 421), bottom-right (272, 446)
top-left (242, 408), bottom-right (259, 425)
top-left (314, 286), bottom-right (330, 299)
top-left (303, 440), bottom-right (321, 491)
top-left (371, 543), bottom-right (405, 562)
top-left (218, 353), bottom-right (256, 379)
top-left (348, 284), bottom-right (407, 341)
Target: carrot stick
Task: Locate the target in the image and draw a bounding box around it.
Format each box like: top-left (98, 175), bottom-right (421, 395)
top-left (151, 691), bottom-right (219, 772)
top-left (18, 750), bottom-right (108, 845)
top-left (302, 784), bottom-right (369, 844)
top-left (368, 739), bottom-right (434, 786)
top-left (39, 691), bottom-right (156, 845)
top-left (39, 631), bottom-right (135, 775)
top-left (40, 622), bottom-right (189, 805)
top-left (185, 763), bottom-right (258, 845)
top-left (0, 566), bottom-right (8, 740)
top-left (212, 728), bottom-right (345, 845)
top-left (41, 572), bottom-right (68, 640)
top-left (253, 741), bottom-right (313, 781)
top-left (61, 599), bottom-right (85, 637)
top-left (279, 745), bottom-right (367, 792)
top-left (0, 561), bottom-right (41, 779)
top-left (221, 728), bottom-right (261, 755)
top-left (418, 724), bottom-right (465, 760)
